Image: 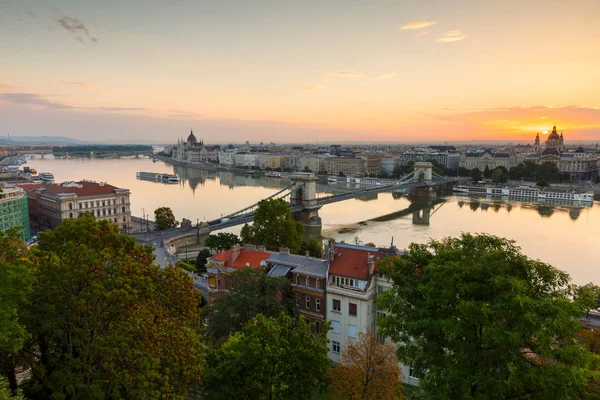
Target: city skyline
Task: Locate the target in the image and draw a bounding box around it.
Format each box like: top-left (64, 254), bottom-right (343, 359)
top-left (1, 0), bottom-right (599, 143)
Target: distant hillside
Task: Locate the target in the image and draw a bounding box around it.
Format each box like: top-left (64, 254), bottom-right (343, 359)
top-left (0, 136), bottom-right (93, 145)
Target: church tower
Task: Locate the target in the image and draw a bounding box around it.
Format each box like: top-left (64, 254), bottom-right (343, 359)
top-left (534, 132), bottom-right (540, 152)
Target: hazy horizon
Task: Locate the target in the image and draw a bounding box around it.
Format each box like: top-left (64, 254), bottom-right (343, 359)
top-left (1, 0), bottom-right (599, 143)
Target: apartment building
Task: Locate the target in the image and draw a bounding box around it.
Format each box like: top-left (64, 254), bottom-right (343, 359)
top-left (266, 251), bottom-right (329, 333)
top-left (30, 180), bottom-right (132, 232)
top-left (325, 242), bottom-right (417, 385)
top-left (268, 155), bottom-right (286, 169)
top-left (205, 244), bottom-right (271, 303)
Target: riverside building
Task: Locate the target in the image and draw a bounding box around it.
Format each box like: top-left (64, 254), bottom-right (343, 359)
top-left (29, 180), bottom-right (132, 232)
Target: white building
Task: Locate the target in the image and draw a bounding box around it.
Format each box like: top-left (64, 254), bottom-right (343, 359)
top-left (325, 242), bottom-right (418, 385)
top-left (32, 180), bottom-right (132, 232)
top-left (218, 145), bottom-right (238, 166)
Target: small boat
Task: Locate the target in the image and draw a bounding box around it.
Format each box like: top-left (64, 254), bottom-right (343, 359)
top-left (266, 172), bottom-right (282, 178)
top-left (38, 172), bottom-right (55, 182)
top-left (245, 170), bottom-right (257, 175)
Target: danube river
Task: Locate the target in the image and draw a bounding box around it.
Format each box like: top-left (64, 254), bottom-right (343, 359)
top-left (27, 155), bottom-right (600, 286)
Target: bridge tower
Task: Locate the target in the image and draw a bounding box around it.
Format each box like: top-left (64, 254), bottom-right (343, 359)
top-left (290, 172), bottom-right (322, 228)
top-left (413, 161), bottom-right (433, 183)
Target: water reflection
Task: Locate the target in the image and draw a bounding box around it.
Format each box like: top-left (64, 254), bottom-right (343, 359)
top-left (458, 196), bottom-right (589, 221)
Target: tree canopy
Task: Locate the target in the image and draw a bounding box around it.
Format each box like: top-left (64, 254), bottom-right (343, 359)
top-left (22, 215), bottom-right (204, 399)
top-left (331, 330), bottom-right (404, 400)
top-left (240, 198), bottom-right (305, 253)
top-left (203, 313), bottom-right (330, 400)
top-left (299, 237), bottom-right (323, 258)
top-left (204, 232), bottom-right (241, 252)
top-left (377, 233), bottom-right (600, 400)
top-left (204, 268), bottom-right (295, 341)
top-left (470, 167), bottom-right (482, 182)
top-left (154, 206), bottom-right (179, 230)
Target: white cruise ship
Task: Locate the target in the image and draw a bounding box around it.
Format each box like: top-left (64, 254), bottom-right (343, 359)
top-left (453, 185), bottom-right (594, 203)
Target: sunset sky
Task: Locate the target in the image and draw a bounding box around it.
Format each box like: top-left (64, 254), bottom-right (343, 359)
top-left (1, 0), bottom-right (599, 143)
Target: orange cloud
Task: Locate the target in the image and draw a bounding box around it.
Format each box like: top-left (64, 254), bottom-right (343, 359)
top-left (436, 30), bottom-right (467, 42)
top-left (323, 69), bottom-right (364, 81)
top-left (400, 21), bottom-right (437, 30)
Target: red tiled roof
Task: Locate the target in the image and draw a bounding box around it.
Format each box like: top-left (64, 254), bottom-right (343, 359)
top-left (329, 246), bottom-right (383, 280)
top-left (41, 181), bottom-right (120, 197)
top-left (210, 248), bottom-right (270, 270)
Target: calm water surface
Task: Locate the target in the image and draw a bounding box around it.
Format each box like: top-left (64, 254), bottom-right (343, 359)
top-left (28, 156), bottom-right (600, 285)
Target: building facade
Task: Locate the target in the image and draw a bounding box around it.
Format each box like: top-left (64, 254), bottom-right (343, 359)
top-left (218, 145), bottom-right (238, 166)
top-left (31, 180), bottom-right (132, 231)
top-left (171, 130), bottom-right (219, 163)
top-left (0, 184), bottom-right (31, 240)
top-left (459, 150), bottom-right (520, 171)
top-left (400, 151), bottom-right (460, 170)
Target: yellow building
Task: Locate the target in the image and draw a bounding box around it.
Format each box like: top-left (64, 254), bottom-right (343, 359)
top-left (268, 155), bottom-right (286, 169)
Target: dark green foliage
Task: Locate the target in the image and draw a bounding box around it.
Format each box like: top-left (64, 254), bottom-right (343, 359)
top-left (240, 198), bottom-right (305, 253)
top-left (203, 313), bottom-right (331, 400)
top-left (299, 237), bottom-right (323, 258)
top-left (204, 232), bottom-right (241, 252)
top-left (22, 215), bottom-right (204, 399)
top-left (470, 167), bottom-right (482, 182)
top-left (537, 180), bottom-right (549, 187)
top-left (537, 161), bottom-right (560, 182)
top-left (154, 206), bottom-right (178, 230)
top-left (205, 268), bottom-right (296, 340)
top-left (392, 166), bottom-right (404, 179)
top-left (492, 167), bottom-right (507, 183)
top-left (377, 233), bottom-right (600, 400)
top-left (195, 249), bottom-right (212, 272)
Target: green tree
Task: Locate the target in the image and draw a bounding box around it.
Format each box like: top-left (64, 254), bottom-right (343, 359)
top-left (154, 206), bottom-right (178, 230)
top-left (523, 160), bottom-right (537, 180)
top-left (537, 179), bottom-right (549, 187)
top-left (391, 166), bottom-right (404, 179)
top-left (377, 233), bottom-right (599, 400)
top-left (492, 168), bottom-right (507, 183)
top-left (205, 268), bottom-right (295, 340)
top-left (204, 232), bottom-right (241, 252)
top-left (537, 161), bottom-right (560, 182)
top-left (0, 228), bottom-right (33, 391)
top-left (470, 167), bottom-right (482, 182)
top-left (203, 313), bottom-right (330, 400)
top-left (298, 237), bottom-right (323, 258)
top-left (0, 376), bottom-right (25, 400)
top-left (24, 215), bottom-right (204, 399)
top-left (195, 248), bottom-right (212, 272)
top-left (457, 167), bottom-right (470, 177)
top-left (483, 165), bottom-right (492, 179)
top-left (240, 198), bottom-right (305, 253)
top-left (404, 161), bottom-right (415, 174)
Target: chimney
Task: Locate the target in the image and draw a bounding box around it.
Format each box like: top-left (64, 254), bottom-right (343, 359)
top-left (329, 241), bottom-right (335, 262)
top-left (231, 245), bottom-right (242, 264)
top-left (305, 251), bottom-right (310, 257)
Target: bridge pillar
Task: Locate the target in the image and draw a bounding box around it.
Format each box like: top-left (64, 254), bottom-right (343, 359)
top-left (413, 162), bottom-right (433, 183)
top-left (290, 173), bottom-right (322, 228)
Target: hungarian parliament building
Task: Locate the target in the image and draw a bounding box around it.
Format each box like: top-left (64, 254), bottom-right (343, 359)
top-left (165, 130), bottom-right (220, 164)
top-left (459, 126), bottom-right (599, 181)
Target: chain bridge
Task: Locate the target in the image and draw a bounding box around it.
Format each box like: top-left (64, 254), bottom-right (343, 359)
top-left (206, 162), bottom-right (458, 231)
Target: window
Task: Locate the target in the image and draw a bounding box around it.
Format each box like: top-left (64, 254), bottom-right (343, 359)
top-left (332, 341), bottom-right (340, 354)
top-left (316, 279), bottom-right (320, 289)
top-left (306, 277), bottom-right (310, 287)
top-left (306, 296), bottom-right (311, 310)
top-left (349, 303), bottom-right (357, 316)
top-left (377, 286), bottom-right (385, 294)
top-left (331, 320), bottom-right (340, 333)
top-left (217, 278), bottom-right (221, 287)
top-left (316, 299), bottom-right (320, 312)
top-left (348, 324), bottom-right (357, 339)
top-left (295, 274), bottom-right (299, 285)
top-left (122, 206), bottom-right (126, 213)
top-left (409, 367), bottom-right (419, 379)
top-left (379, 334), bottom-right (386, 344)
top-left (79, 203), bottom-right (82, 209)
top-left (68, 203), bottom-right (73, 210)
top-left (315, 321), bottom-right (321, 334)
top-left (102, 201), bottom-right (105, 206)
top-left (296, 294), bottom-right (300, 306)
top-left (332, 299), bottom-right (341, 312)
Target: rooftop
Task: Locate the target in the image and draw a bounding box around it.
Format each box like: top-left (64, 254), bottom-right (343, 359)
top-left (37, 180), bottom-right (126, 198)
top-left (329, 243), bottom-right (384, 281)
top-left (209, 246), bottom-right (270, 270)
top-left (267, 252), bottom-right (329, 278)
